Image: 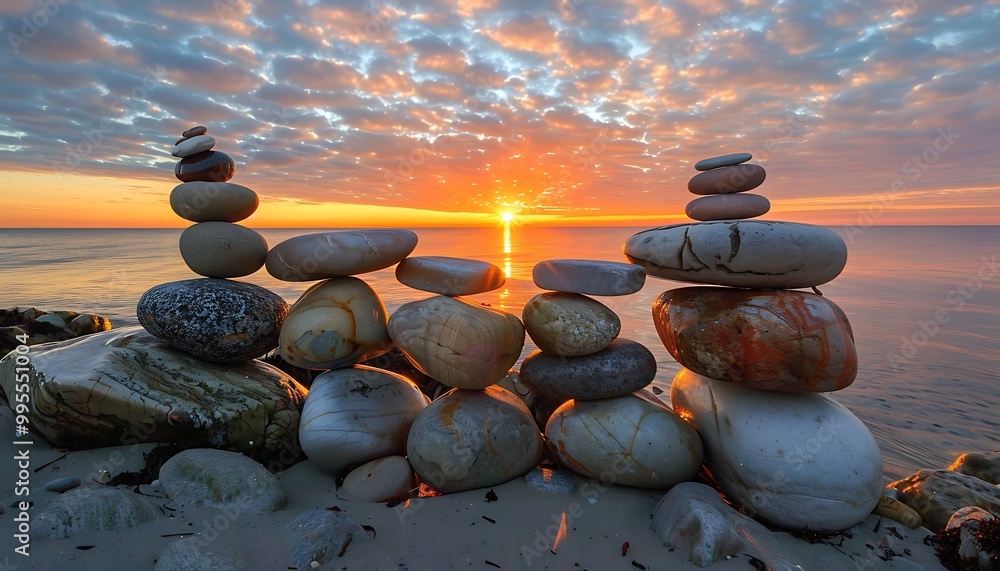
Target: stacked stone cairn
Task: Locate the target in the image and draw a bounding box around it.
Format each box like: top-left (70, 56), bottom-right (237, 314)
top-left (265, 229), bottom-right (427, 501)
top-left (519, 260), bottom-right (703, 488)
top-left (138, 125), bottom-right (287, 363)
top-left (623, 152), bottom-right (885, 531)
top-left (390, 256), bottom-right (542, 494)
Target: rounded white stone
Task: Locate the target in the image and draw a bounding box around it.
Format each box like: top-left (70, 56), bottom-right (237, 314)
top-left (299, 365), bottom-right (429, 475)
top-left (171, 134), bottom-right (216, 158)
top-left (407, 386), bottom-right (543, 493)
top-left (341, 456), bottom-right (415, 503)
top-left (669, 368), bottom-right (883, 531)
top-left (546, 391), bottom-right (703, 489)
top-left (624, 220), bottom-right (848, 289)
top-left (532, 259), bottom-right (646, 296)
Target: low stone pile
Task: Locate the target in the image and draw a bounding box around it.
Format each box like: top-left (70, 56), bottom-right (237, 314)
top-left (0, 306), bottom-right (110, 354)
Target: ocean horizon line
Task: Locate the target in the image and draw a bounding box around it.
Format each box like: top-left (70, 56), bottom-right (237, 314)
top-left (1, 223), bottom-right (997, 232)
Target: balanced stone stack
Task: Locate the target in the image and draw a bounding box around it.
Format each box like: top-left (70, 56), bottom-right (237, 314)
top-left (684, 152), bottom-right (769, 221)
top-left (388, 256), bottom-right (543, 493)
top-left (267, 230), bottom-right (430, 494)
top-left (8, 125), bottom-right (310, 463)
top-left (520, 260), bottom-right (704, 489)
top-left (138, 125), bottom-right (286, 363)
top-left (623, 152), bottom-right (883, 532)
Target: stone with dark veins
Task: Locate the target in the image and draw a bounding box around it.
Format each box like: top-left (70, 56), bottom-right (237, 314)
top-left (0, 326), bottom-right (306, 464)
top-left (623, 220), bottom-right (847, 289)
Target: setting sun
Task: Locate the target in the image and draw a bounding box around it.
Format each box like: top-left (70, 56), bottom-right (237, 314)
top-left (501, 211), bottom-right (515, 224)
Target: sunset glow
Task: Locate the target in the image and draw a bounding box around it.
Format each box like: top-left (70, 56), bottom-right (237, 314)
top-left (0, 3), bottom-right (996, 227)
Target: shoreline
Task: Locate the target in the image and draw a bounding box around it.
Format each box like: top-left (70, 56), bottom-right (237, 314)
top-left (0, 393), bottom-right (950, 570)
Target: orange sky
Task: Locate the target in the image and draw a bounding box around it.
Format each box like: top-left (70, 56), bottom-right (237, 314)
top-left (1, 2), bottom-right (998, 228)
top-left (2, 171), bottom-right (996, 228)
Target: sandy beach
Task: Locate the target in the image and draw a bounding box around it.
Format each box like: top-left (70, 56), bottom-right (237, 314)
top-left (1, 400), bottom-right (951, 571)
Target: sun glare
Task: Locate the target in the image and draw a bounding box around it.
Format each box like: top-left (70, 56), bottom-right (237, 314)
top-left (501, 211), bottom-right (514, 223)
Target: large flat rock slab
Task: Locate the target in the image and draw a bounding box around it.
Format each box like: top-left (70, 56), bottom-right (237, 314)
top-left (0, 327), bottom-right (306, 464)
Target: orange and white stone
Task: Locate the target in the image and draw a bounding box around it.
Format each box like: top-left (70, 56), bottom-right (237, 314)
top-left (279, 277), bottom-right (392, 369)
top-left (653, 287), bottom-right (857, 392)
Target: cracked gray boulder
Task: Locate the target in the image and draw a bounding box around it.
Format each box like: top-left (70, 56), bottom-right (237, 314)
top-left (0, 326), bottom-right (306, 464)
top-left (623, 220), bottom-right (847, 289)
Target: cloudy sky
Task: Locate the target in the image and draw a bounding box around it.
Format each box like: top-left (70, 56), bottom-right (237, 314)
top-left (0, 0), bottom-right (997, 227)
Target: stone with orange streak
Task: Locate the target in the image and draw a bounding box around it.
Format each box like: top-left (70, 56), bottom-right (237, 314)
top-left (545, 390), bottom-right (703, 489)
top-left (387, 294), bottom-right (525, 389)
top-left (279, 277), bottom-right (393, 369)
top-left (406, 385), bottom-right (543, 493)
top-left (653, 287), bottom-right (857, 392)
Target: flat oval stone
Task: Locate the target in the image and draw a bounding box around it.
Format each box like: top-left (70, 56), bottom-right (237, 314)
top-left (532, 259), bottom-right (645, 296)
top-left (170, 181), bottom-right (259, 223)
top-left (179, 222), bottom-right (268, 278)
top-left (670, 369), bottom-right (882, 531)
top-left (688, 164), bottom-right (766, 195)
top-left (341, 456), bottom-right (416, 503)
top-left (175, 150), bottom-right (236, 183)
top-left (171, 134), bottom-right (216, 158)
top-left (395, 256), bottom-right (505, 295)
top-left (546, 391), bottom-right (703, 489)
top-left (388, 295), bottom-right (524, 389)
top-left (279, 277), bottom-right (392, 369)
top-left (653, 287), bottom-right (857, 392)
top-left (407, 386), bottom-right (543, 493)
top-left (694, 152), bottom-right (752, 171)
top-left (299, 366), bottom-right (429, 475)
top-left (685, 193), bottom-right (770, 221)
top-left (519, 338), bottom-right (656, 402)
top-left (182, 125), bottom-right (208, 138)
top-left (137, 279), bottom-right (288, 363)
top-left (45, 476), bottom-right (82, 493)
top-left (624, 220), bottom-right (848, 289)
top-left (522, 292), bottom-right (620, 357)
top-left (266, 230), bottom-right (418, 281)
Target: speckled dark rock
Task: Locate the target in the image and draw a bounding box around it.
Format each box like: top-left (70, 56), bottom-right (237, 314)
top-left (519, 338), bottom-right (657, 402)
top-left (137, 279), bottom-right (288, 363)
